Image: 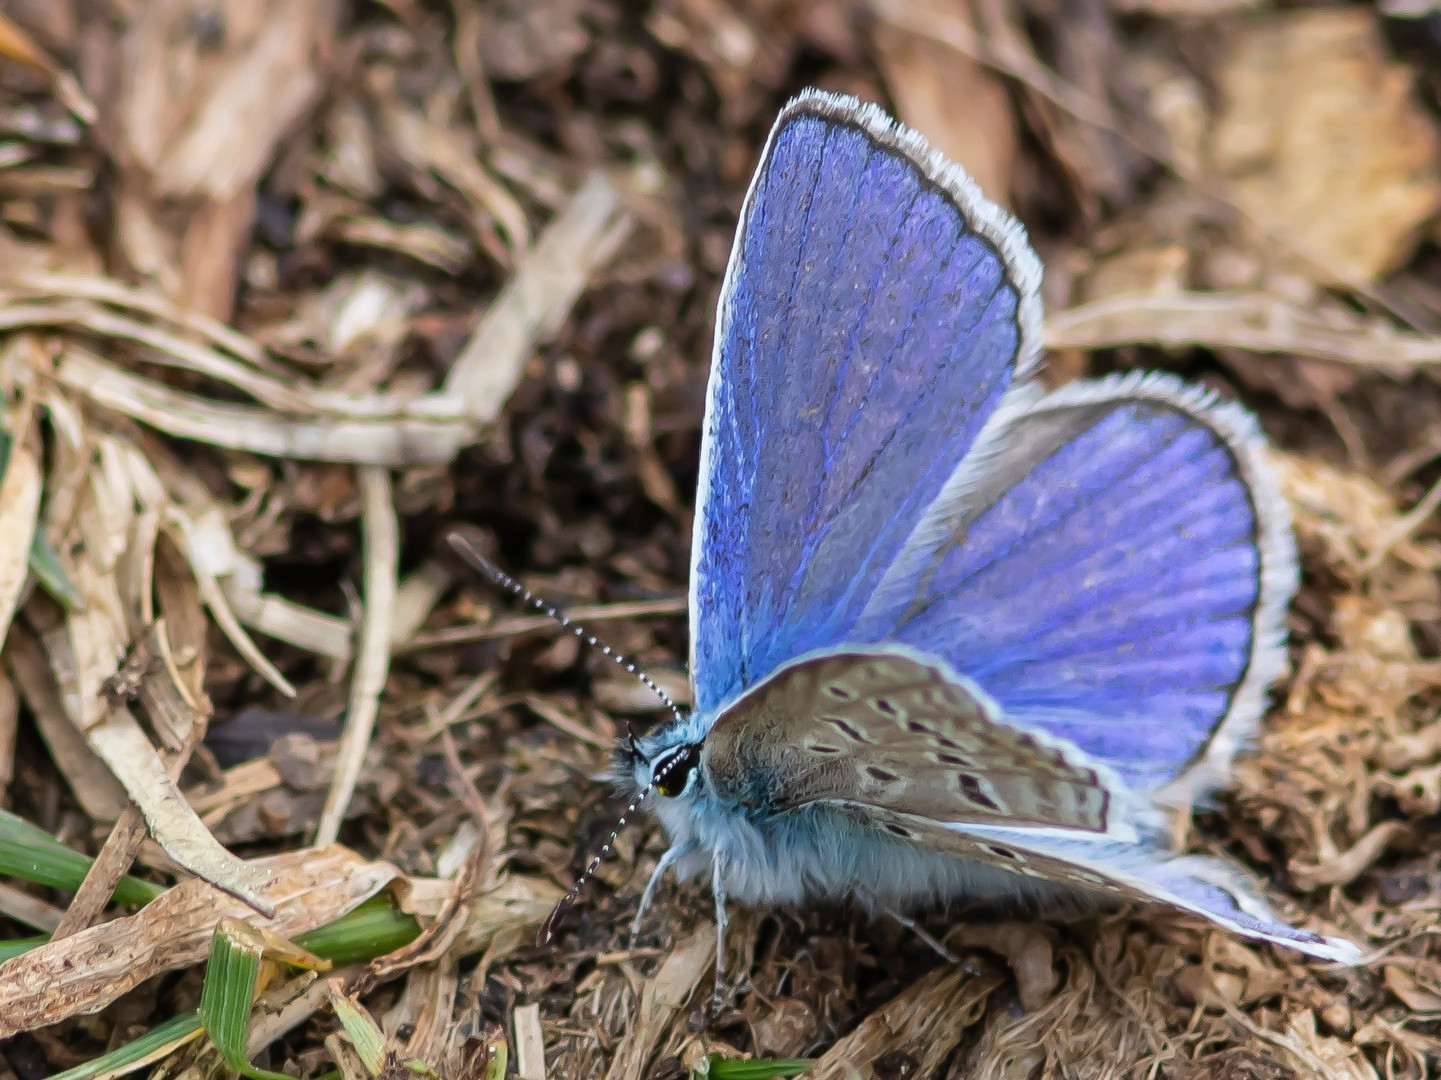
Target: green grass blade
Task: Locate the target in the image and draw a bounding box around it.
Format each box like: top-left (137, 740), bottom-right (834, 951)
top-left (0, 933), bottom-right (49, 962)
top-left (200, 921), bottom-right (328, 1080)
top-left (46, 1011), bottom-right (205, 1080)
top-left (330, 991), bottom-right (389, 1075)
top-left (297, 893), bottom-right (421, 963)
top-left (29, 528), bottom-right (78, 608)
top-left (0, 809), bottom-right (164, 906)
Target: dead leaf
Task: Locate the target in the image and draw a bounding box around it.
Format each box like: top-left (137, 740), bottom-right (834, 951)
top-left (1209, 9), bottom-right (1441, 284)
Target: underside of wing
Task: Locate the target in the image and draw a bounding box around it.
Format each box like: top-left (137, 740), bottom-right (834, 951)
top-left (701, 647), bottom-right (1141, 838)
top-left (690, 89), bottom-right (1043, 714)
top-left (836, 809), bottom-right (1359, 963)
top-left (853, 371), bottom-right (1296, 801)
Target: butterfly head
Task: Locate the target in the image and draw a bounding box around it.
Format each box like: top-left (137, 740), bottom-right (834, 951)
top-left (619, 712), bottom-right (712, 802)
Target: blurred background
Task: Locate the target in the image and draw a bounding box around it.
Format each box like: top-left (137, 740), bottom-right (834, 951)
top-left (1, 1), bottom-right (1441, 1077)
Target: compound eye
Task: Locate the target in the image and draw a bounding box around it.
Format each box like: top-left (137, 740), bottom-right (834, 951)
top-left (654, 744), bottom-right (701, 798)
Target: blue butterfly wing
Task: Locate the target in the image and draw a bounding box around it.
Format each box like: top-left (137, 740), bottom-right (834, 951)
top-left (691, 90), bottom-right (1042, 714)
top-left (854, 372), bottom-right (1296, 798)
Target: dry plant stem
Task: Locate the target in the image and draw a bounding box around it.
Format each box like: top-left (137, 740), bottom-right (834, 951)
top-left (1047, 291), bottom-right (1441, 371)
top-left (0, 675), bottom-right (16, 800)
top-left (0, 880), bottom-right (64, 932)
top-left (4, 273), bottom-right (279, 370)
top-left (809, 966), bottom-right (1002, 1080)
top-left (513, 1002), bottom-right (546, 1080)
top-left (397, 595), bottom-right (686, 653)
top-left (1361, 470), bottom-right (1441, 572)
top-left (50, 806), bottom-right (149, 942)
top-left (248, 970), bottom-right (360, 1059)
top-left (444, 172), bottom-right (633, 422)
top-left (56, 349), bottom-right (471, 466)
top-left (315, 465), bottom-right (399, 847)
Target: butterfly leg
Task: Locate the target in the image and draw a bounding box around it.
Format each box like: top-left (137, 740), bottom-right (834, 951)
top-left (711, 850), bottom-right (730, 1009)
top-left (881, 907), bottom-right (963, 965)
top-left (630, 841), bottom-right (692, 946)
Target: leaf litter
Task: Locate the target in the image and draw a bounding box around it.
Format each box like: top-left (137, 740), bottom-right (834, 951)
top-left (2, 1), bottom-right (1441, 1078)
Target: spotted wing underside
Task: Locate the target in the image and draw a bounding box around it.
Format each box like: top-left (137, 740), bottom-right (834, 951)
top-left (701, 648), bottom-right (1130, 837)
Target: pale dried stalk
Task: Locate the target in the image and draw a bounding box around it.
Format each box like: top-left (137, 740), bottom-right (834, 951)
top-left (398, 595), bottom-right (686, 653)
top-left (222, 581), bottom-right (353, 662)
top-left (3, 271), bottom-right (277, 370)
top-left (315, 465), bottom-right (399, 847)
top-left (0, 404), bottom-right (41, 648)
top-left (56, 350), bottom-right (472, 466)
top-left (168, 511), bottom-right (297, 697)
top-left (0, 301), bottom-right (312, 410)
top-left (445, 172), bottom-right (633, 422)
top-left (1046, 291), bottom-right (1441, 370)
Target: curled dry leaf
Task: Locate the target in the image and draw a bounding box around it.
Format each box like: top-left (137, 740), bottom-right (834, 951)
top-left (949, 921), bottom-right (1058, 1010)
top-left (1208, 9), bottom-right (1441, 285)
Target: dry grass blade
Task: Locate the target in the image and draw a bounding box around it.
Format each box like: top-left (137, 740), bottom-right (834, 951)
top-left (603, 925), bottom-right (715, 1080)
top-left (809, 966), bottom-right (1002, 1080)
top-left (444, 172), bottom-right (633, 422)
top-left (1047, 291), bottom-right (1441, 371)
top-left (316, 465), bottom-right (399, 847)
top-left (55, 349), bottom-right (473, 466)
top-left (0, 845), bottom-right (398, 1039)
top-left (0, 404), bottom-right (41, 645)
top-left (87, 712), bottom-right (272, 912)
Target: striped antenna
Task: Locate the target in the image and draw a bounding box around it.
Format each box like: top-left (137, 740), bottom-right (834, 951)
top-left (446, 525), bottom-right (694, 944)
top-left (446, 527), bottom-right (685, 725)
top-left (537, 747), bottom-right (693, 944)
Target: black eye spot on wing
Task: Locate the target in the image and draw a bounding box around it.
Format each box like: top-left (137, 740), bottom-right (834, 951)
top-left (822, 715), bottom-right (872, 743)
top-left (958, 773), bottom-right (1000, 811)
top-left (806, 743), bottom-right (844, 755)
top-left (864, 764), bottom-right (900, 783)
top-left (977, 843), bottom-right (1018, 861)
top-left (883, 822), bottom-right (915, 839)
top-left (873, 698), bottom-right (899, 718)
top-left (824, 682), bottom-right (857, 701)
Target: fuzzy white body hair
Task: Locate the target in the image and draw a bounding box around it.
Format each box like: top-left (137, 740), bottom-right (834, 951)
top-left (629, 739), bottom-right (1071, 913)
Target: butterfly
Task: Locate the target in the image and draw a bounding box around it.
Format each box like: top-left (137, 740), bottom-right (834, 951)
top-left (466, 87), bottom-right (1361, 971)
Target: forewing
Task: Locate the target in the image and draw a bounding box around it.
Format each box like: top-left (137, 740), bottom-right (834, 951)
top-left (853, 372), bottom-right (1296, 799)
top-left (701, 648), bottom-right (1129, 836)
top-left (690, 89), bottom-right (1042, 714)
top-left (847, 811), bottom-right (1359, 963)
